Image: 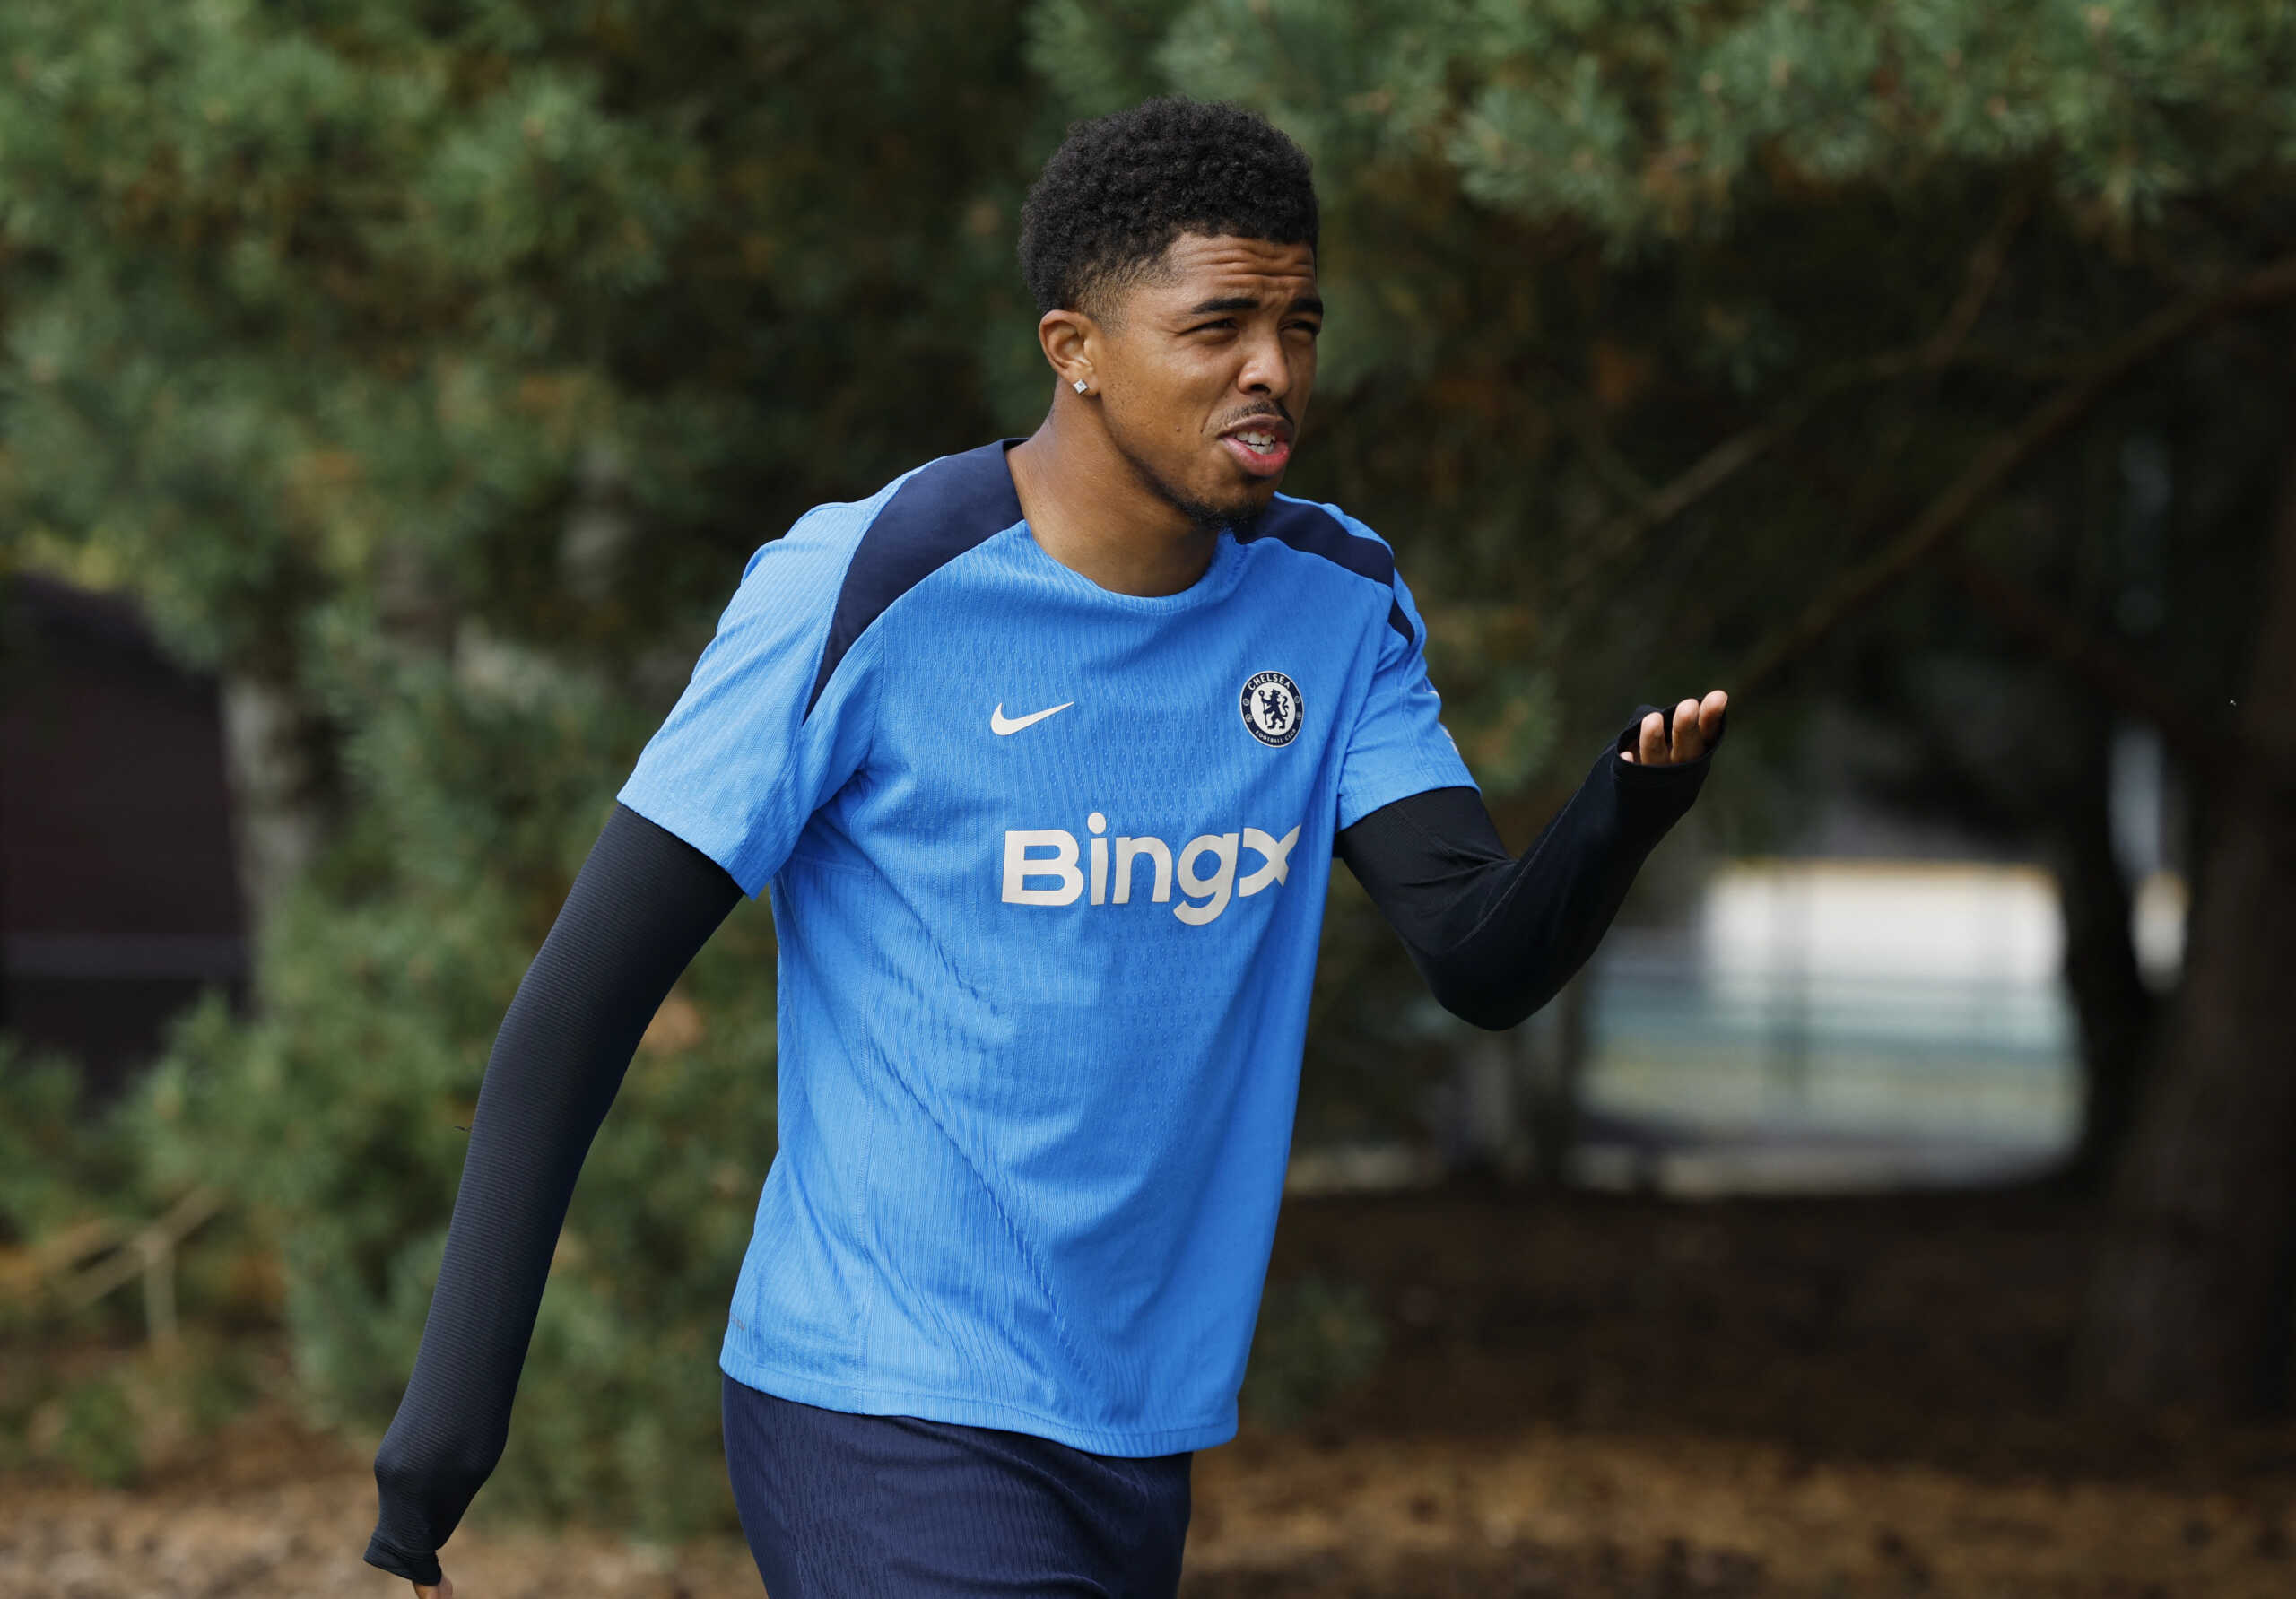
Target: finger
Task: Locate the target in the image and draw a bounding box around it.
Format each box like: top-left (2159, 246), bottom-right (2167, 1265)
top-left (1638, 710), bottom-right (1665, 767)
top-left (1700, 688), bottom-right (1728, 743)
top-left (1670, 697), bottom-right (1701, 763)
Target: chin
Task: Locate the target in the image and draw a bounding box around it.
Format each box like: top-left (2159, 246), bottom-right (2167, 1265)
top-left (1118, 432), bottom-right (1283, 535)
top-left (1213, 462), bottom-right (1283, 506)
top-left (1236, 474), bottom-right (1283, 509)
top-left (1218, 490), bottom-right (1275, 539)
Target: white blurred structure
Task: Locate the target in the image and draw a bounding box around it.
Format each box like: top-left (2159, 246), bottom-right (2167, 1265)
top-left (1702, 860), bottom-right (2063, 986)
top-left (2131, 869), bottom-right (2188, 988)
top-left (1571, 859), bottom-right (2118, 1195)
top-left (1288, 730), bottom-right (2195, 1197)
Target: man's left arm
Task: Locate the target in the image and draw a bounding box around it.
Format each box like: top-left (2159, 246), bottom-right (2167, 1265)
top-left (1336, 691), bottom-right (1728, 1031)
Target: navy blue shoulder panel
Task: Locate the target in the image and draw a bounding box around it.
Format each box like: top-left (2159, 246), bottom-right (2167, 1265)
top-left (805, 440), bottom-right (1024, 717)
top-left (1240, 497), bottom-right (1414, 644)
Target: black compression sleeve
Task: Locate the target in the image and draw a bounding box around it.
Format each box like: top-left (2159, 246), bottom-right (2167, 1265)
top-left (1335, 705), bottom-right (1722, 1030)
top-left (363, 803), bottom-right (742, 1586)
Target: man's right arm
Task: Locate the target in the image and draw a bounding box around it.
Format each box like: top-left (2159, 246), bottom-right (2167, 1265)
top-left (364, 802), bottom-right (742, 1586)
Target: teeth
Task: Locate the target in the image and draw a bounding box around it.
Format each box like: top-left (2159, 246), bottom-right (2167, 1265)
top-left (1238, 431), bottom-right (1275, 449)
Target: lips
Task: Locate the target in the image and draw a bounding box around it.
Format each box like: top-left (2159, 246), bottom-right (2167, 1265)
top-left (1220, 420), bottom-right (1293, 477)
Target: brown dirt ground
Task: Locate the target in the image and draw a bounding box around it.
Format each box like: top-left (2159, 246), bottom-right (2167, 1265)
top-left (7, 1187), bottom-right (2296, 1597)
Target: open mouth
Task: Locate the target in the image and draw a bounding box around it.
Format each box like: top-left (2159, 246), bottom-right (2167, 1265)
top-left (1221, 424), bottom-right (1292, 476)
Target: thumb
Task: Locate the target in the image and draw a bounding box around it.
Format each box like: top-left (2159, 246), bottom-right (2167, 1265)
top-left (414, 1577), bottom-right (454, 1599)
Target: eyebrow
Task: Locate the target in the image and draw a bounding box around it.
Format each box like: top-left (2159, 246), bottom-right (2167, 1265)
top-left (1183, 293), bottom-right (1325, 317)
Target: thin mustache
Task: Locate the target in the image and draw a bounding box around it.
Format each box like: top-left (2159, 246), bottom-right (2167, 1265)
top-left (1218, 402), bottom-right (1294, 430)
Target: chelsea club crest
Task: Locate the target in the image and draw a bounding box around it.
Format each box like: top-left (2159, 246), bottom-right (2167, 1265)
top-left (1239, 670), bottom-right (1302, 748)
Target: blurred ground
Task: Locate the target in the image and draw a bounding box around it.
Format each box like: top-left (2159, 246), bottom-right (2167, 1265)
top-left (8, 1187), bottom-right (2296, 1597)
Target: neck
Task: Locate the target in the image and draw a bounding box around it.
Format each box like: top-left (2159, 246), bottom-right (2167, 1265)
top-left (1006, 401), bottom-right (1222, 598)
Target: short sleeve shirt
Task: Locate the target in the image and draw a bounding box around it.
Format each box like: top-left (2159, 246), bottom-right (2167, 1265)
top-left (618, 439), bottom-right (1474, 1454)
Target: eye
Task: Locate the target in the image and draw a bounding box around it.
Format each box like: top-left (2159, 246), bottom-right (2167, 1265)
top-left (1285, 320), bottom-right (1321, 337)
top-left (1188, 318), bottom-right (1237, 335)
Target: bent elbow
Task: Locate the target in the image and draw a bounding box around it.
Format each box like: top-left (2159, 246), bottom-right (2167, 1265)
top-left (1425, 970), bottom-right (1547, 1033)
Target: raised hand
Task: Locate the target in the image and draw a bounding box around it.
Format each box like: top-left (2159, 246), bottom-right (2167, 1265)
top-left (1620, 689), bottom-right (1728, 767)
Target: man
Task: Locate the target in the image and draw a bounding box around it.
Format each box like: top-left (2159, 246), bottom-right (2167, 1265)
top-left (365, 97), bottom-right (1726, 1597)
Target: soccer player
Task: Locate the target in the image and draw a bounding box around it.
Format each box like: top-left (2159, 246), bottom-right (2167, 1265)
top-left (364, 97), bottom-right (1726, 1597)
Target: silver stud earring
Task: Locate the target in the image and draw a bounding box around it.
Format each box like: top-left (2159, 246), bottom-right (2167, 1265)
top-left (1072, 378), bottom-right (1088, 395)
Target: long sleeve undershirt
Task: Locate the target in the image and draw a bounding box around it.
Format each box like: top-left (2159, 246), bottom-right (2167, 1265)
top-left (1335, 704), bottom-right (1723, 1030)
top-left (364, 705), bottom-right (1719, 1585)
top-left (364, 809), bottom-right (741, 1586)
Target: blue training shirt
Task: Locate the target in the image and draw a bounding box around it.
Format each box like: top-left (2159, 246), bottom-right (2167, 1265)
top-left (615, 439), bottom-right (1476, 1456)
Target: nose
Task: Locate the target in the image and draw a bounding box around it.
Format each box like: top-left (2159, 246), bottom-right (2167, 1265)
top-left (1236, 326), bottom-right (1291, 400)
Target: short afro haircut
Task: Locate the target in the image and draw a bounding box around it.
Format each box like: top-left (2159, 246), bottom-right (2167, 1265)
top-left (1018, 96), bottom-right (1318, 319)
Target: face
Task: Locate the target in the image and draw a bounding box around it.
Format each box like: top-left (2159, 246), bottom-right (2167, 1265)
top-left (1070, 232), bottom-right (1321, 534)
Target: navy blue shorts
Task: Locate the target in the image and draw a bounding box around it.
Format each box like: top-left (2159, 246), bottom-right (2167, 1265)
top-left (720, 1374), bottom-right (1194, 1597)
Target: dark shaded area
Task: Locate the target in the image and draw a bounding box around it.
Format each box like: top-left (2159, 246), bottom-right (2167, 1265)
top-left (1274, 1187), bottom-right (2109, 1474)
top-left (0, 575), bottom-right (248, 1099)
top-left (1172, 1186), bottom-right (2296, 1595)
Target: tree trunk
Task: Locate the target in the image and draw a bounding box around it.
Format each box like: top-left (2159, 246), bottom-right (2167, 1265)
top-left (2078, 407), bottom-right (2296, 1414)
top-left (2048, 706), bottom-right (2159, 1192)
top-left (218, 672), bottom-right (341, 968)
top-left (1526, 974), bottom-right (1588, 1187)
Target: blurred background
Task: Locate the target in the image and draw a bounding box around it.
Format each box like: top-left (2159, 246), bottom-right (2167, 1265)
top-left (4, 3), bottom-right (2295, 1594)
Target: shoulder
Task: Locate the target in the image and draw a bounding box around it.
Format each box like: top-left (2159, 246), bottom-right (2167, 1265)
top-left (734, 440), bottom-right (1023, 714)
top-left (812, 439), bottom-right (1024, 627)
top-left (1241, 494), bottom-right (1415, 645)
top-left (740, 441), bottom-right (1022, 592)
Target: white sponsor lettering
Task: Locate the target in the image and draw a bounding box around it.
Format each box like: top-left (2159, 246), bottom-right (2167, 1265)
top-left (1002, 829), bottom-right (1083, 905)
top-left (1238, 826), bottom-right (1296, 895)
top-left (1112, 835), bottom-right (1172, 904)
top-left (1003, 820), bottom-right (1300, 925)
top-left (1174, 833), bottom-right (1241, 926)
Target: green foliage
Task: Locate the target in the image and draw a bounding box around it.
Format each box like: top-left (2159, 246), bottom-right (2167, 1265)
top-left (120, 638), bottom-right (781, 1534)
top-left (0, 1039), bottom-right (140, 1246)
top-left (1078, 0), bottom-right (2296, 248)
top-left (1240, 1274), bottom-right (1389, 1430)
top-left (0, 0), bottom-right (1040, 1538)
top-left (45, 1373), bottom-right (142, 1490)
top-left (0, 0), bottom-right (1043, 667)
top-left (1, 1334), bottom-right (264, 1486)
top-left (1024, 0), bottom-right (1174, 120)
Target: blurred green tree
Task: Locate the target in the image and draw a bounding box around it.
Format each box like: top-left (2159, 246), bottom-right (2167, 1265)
top-left (1028, 0), bottom-right (2296, 1412)
top-left (0, 0), bottom-right (1050, 929)
top-left (0, 0), bottom-right (1048, 1528)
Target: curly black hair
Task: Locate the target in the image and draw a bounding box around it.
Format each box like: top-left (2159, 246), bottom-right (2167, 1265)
top-left (1018, 96), bottom-right (1318, 319)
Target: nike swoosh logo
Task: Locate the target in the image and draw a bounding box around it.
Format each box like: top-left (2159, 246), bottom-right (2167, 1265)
top-left (990, 701), bottom-right (1074, 736)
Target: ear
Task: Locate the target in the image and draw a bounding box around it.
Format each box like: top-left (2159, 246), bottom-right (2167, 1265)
top-left (1039, 307), bottom-right (1100, 395)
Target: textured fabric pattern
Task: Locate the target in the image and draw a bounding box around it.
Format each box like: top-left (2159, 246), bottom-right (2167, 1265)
top-left (363, 804), bottom-right (743, 1585)
top-left (614, 439), bottom-right (1476, 1455)
top-left (721, 1374), bottom-right (1190, 1597)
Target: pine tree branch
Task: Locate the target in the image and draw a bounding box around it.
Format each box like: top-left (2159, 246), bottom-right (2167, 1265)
top-left (1732, 251), bottom-right (2296, 696)
top-left (1552, 396), bottom-right (1661, 515)
top-left (1559, 408), bottom-right (1805, 595)
top-left (1919, 186), bottom-right (2032, 371)
top-left (1555, 196), bottom-right (2031, 605)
